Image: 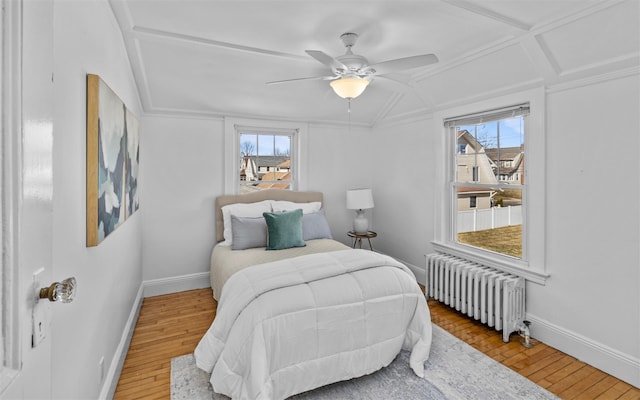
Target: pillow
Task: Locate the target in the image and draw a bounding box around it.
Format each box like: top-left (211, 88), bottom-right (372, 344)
top-left (221, 200), bottom-right (272, 246)
top-left (263, 209), bottom-right (306, 250)
top-left (302, 210), bottom-right (333, 241)
top-left (230, 215), bottom-right (267, 250)
top-left (271, 200), bottom-right (322, 214)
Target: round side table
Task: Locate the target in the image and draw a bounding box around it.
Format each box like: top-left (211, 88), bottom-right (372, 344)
top-left (347, 231), bottom-right (377, 251)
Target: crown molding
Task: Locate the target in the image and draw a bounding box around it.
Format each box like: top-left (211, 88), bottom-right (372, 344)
top-left (547, 65), bottom-right (640, 94)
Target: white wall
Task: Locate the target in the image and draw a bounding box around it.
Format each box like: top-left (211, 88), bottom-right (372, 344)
top-left (528, 74), bottom-right (640, 385)
top-left (140, 115), bottom-right (223, 289)
top-left (138, 119), bottom-right (372, 289)
top-left (306, 123), bottom-right (373, 243)
top-left (371, 74), bottom-right (640, 386)
top-left (370, 118), bottom-right (437, 279)
top-left (52, 1), bottom-right (143, 398)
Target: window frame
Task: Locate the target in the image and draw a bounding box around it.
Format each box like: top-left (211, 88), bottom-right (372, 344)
top-left (239, 130), bottom-right (294, 190)
top-left (433, 88), bottom-right (549, 284)
top-left (224, 117), bottom-right (308, 194)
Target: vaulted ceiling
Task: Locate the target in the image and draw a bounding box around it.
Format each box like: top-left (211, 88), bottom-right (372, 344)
top-left (109, 0), bottom-right (639, 126)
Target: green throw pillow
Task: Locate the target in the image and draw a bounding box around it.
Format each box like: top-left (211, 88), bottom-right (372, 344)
top-left (263, 209), bottom-right (306, 250)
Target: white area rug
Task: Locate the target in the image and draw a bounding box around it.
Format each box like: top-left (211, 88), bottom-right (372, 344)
top-left (171, 324), bottom-right (559, 399)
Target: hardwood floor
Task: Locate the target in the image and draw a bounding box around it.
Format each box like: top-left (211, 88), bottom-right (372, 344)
top-left (427, 300), bottom-right (640, 400)
top-left (114, 289), bottom-right (217, 399)
top-left (114, 288), bottom-right (640, 399)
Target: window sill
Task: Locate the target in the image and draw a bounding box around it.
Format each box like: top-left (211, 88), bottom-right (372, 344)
top-left (431, 241), bottom-right (549, 285)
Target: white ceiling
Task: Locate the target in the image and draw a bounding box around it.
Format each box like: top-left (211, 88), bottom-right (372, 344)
top-left (109, 0), bottom-right (639, 126)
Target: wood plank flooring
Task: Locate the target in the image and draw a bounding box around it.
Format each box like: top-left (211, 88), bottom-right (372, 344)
top-left (427, 299), bottom-right (640, 400)
top-left (114, 289), bottom-right (217, 399)
top-left (114, 288), bottom-right (640, 399)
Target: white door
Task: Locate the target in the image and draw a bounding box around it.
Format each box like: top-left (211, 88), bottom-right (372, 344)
top-left (1, 0), bottom-right (54, 398)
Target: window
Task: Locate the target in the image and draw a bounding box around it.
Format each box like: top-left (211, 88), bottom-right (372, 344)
top-left (239, 131), bottom-right (293, 193)
top-left (434, 89), bottom-right (547, 283)
top-left (446, 104), bottom-right (528, 260)
top-left (224, 117), bottom-right (308, 195)
top-left (471, 166), bottom-right (479, 182)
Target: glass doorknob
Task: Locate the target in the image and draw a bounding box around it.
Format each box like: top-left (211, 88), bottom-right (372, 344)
top-left (39, 277), bottom-right (76, 303)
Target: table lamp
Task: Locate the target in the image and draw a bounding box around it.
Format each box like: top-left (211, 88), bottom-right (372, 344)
top-left (346, 188), bottom-right (374, 234)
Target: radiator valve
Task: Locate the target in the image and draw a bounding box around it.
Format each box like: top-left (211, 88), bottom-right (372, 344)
top-left (518, 320), bottom-right (533, 348)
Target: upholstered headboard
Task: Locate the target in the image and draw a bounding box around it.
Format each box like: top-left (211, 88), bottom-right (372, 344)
top-left (215, 189), bottom-right (323, 242)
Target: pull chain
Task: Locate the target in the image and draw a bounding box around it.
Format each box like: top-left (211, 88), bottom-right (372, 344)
top-left (348, 98), bottom-right (352, 132)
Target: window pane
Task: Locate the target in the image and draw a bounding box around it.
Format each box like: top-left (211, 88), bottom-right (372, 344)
top-left (274, 135), bottom-right (290, 156)
top-left (484, 117), bottom-right (525, 184)
top-left (239, 133), bottom-right (291, 192)
top-left (240, 134), bottom-right (257, 156)
top-left (452, 113), bottom-right (525, 260)
top-left (456, 126), bottom-right (497, 185)
top-left (456, 188), bottom-right (522, 258)
top-left (474, 122), bottom-right (498, 149)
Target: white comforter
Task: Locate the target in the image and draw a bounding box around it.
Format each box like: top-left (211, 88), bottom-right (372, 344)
top-left (195, 249), bottom-right (432, 400)
top-left (210, 239), bottom-right (350, 300)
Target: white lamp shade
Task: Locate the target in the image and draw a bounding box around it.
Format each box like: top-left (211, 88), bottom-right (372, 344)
top-left (346, 188), bottom-right (374, 210)
top-left (330, 77), bottom-right (369, 99)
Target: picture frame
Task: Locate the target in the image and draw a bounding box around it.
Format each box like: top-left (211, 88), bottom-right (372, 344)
top-left (86, 74), bottom-right (139, 247)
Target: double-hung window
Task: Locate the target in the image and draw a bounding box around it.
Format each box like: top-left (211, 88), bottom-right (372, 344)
top-left (445, 104), bottom-right (529, 260)
top-left (435, 88), bottom-right (547, 283)
top-left (238, 130), bottom-right (294, 193)
top-left (224, 117), bottom-right (307, 194)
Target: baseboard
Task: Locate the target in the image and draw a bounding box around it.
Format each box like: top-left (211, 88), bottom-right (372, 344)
top-left (99, 284), bottom-right (144, 400)
top-left (406, 262), bottom-right (426, 285)
top-left (97, 273), bottom-right (212, 398)
top-left (142, 271), bottom-right (211, 298)
top-left (389, 255), bottom-right (425, 285)
top-left (526, 313), bottom-right (640, 388)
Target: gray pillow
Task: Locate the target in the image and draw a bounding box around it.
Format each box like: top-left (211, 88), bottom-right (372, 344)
top-left (230, 215), bottom-right (267, 250)
top-left (302, 210), bottom-right (333, 241)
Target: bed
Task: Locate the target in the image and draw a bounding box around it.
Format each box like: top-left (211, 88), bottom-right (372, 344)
top-left (208, 190), bottom-right (351, 300)
top-left (195, 190), bottom-right (432, 400)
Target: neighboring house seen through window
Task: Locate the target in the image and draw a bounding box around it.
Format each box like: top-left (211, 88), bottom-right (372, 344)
top-left (225, 118), bottom-right (307, 195)
top-left (238, 131), bottom-right (294, 193)
top-left (446, 104), bottom-right (528, 260)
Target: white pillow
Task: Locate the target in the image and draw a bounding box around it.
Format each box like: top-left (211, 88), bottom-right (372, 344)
top-left (271, 200), bottom-right (322, 214)
top-left (220, 200), bottom-right (272, 246)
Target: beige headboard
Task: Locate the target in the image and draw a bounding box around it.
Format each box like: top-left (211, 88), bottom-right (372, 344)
top-left (215, 189), bottom-right (323, 242)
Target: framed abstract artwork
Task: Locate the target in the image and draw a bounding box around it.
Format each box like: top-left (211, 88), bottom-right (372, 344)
top-left (86, 74), bottom-right (139, 247)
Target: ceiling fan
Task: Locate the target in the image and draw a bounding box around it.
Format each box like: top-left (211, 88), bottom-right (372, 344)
top-left (266, 32), bottom-right (438, 99)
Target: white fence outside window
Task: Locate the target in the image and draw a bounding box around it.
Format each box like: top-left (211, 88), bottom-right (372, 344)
top-left (458, 205), bottom-right (522, 233)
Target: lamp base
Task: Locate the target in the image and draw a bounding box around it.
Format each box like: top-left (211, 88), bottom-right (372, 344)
top-left (353, 210), bottom-right (369, 234)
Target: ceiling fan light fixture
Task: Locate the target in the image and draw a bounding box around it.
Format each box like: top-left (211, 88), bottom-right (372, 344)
top-left (329, 77), bottom-right (369, 99)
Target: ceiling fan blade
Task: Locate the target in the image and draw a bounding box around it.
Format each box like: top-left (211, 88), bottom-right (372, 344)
top-left (305, 50), bottom-right (349, 72)
top-left (376, 73), bottom-right (418, 88)
top-left (369, 54), bottom-right (438, 75)
top-left (266, 75), bottom-right (338, 85)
